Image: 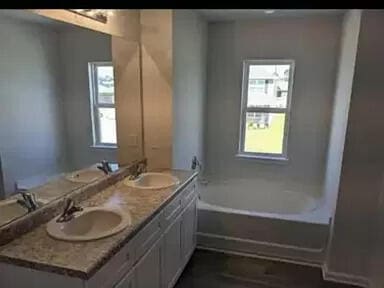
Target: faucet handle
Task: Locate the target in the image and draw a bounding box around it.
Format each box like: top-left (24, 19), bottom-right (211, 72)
top-left (97, 160), bottom-right (112, 175)
top-left (29, 193), bottom-right (38, 209)
top-left (63, 198), bottom-right (74, 213)
top-left (128, 162), bottom-right (146, 180)
top-left (191, 156), bottom-right (202, 171)
top-left (57, 199), bottom-right (83, 223)
top-left (138, 162), bottom-right (146, 173)
top-left (20, 190), bottom-right (29, 201)
top-left (103, 160), bottom-right (112, 173)
top-left (18, 191), bottom-right (38, 212)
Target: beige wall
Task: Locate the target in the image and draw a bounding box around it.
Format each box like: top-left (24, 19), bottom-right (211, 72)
top-left (140, 10), bottom-right (173, 170)
top-left (112, 37), bottom-right (143, 165)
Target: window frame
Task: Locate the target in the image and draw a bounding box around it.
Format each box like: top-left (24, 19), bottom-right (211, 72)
top-left (237, 59), bottom-right (295, 161)
top-left (88, 62), bottom-right (117, 149)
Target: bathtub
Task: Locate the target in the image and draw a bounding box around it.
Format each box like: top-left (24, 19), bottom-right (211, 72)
top-left (197, 179), bottom-right (331, 265)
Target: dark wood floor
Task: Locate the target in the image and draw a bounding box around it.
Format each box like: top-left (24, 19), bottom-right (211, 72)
top-left (175, 250), bottom-right (360, 288)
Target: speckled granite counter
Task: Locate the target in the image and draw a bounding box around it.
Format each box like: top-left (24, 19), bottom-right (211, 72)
top-left (0, 170), bottom-right (197, 280)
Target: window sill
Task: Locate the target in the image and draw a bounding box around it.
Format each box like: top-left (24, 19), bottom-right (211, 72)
top-left (90, 144), bottom-right (117, 150)
top-left (236, 153), bottom-right (289, 164)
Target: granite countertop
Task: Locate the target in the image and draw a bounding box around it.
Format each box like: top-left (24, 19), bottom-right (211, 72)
top-left (0, 170), bottom-right (197, 280)
top-left (6, 165), bottom-right (107, 203)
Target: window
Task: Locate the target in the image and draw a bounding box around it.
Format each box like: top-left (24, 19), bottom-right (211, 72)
top-left (238, 60), bottom-right (295, 160)
top-left (89, 62), bottom-right (117, 148)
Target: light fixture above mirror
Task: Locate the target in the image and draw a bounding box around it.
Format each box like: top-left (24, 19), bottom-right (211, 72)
top-left (68, 9), bottom-right (114, 23)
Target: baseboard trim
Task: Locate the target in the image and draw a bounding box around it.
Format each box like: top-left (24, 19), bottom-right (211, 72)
top-left (322, 264), bottom-right (369, 288)
top-left (197, 232), bottom-right (324, 253)
top-left (197, 232), bottom-right (325, 266)
top-left (196, 245), bottom-right (322, 268)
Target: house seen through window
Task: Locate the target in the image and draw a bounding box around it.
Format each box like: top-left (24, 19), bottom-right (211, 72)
top-left (238, 60), bottom-right (295, 160)
top-left (89, 62), bottom-right (117, 147)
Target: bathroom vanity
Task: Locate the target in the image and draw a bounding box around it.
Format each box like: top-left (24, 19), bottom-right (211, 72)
top-left (0, 170), bottom-right (198, 288)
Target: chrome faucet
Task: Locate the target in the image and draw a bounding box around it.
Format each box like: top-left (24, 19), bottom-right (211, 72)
top-left (17, 191), bottom-right (39, 213)
top-left (128, 163), bottom-right (146, 180)
top-left (56, 198), bottom-right (83, 223)
top-left (191, 156), bottom-right (202, 171)
top-left (97, 160), bottom-right (112, 175)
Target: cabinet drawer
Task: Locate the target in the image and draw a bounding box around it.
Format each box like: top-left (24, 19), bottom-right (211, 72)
top-left (133, 214), bottom-right (162, 263)
top-left (181, 181), bottom-right (197, 207)
top-left (114, 268), bottom-right (135, 288)
top-left (162, 194), bottom-right (182, 230)
top-left (87, 241), bottom-right (134, 288)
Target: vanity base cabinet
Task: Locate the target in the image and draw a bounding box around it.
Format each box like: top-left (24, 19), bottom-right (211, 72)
top-left (134, 238), bottom-right (162, 288)
top-left (114, 179), bottom-right (197, 288)
top-left (0, 178), bottom-right (198, 288)
top-left (181, 195), bottom-right (197, 263)
top-left (162, 182), bottom-right (198, 288)
top-left (0, 262), bottom-right (84, 288)
top-left (115, 269), bottom-right (135, 288)
top-left (162, 215), bottom-right (183, 288)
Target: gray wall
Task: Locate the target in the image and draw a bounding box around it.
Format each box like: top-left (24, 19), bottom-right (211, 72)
top-left (323, 10), bottom-right (361, 216)
top-left (204, 16), bottom-right (342, 196)
top-left (326, 10), bottom-right (384, 281)
top-left (0, 16), bottom-right (115, 197)
top-left (59, 28), bottom-right (116, 170)
top-left (0, 16), bottom-right (68, 197)
top-left (172, 10), bottom-right (207, 170)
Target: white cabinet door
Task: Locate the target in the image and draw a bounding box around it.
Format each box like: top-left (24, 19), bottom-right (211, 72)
top-left (162, 215), bottom-right (182, 288)
top-left (115, 269), bottom-right (135, 288)
top-left (181, 197), bottom-right (197, 263)
top-left (135, 238), bottom-right (162, 288)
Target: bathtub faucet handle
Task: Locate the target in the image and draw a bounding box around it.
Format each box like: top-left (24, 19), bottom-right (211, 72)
top-left (191, 156), bottom-right (202, 171)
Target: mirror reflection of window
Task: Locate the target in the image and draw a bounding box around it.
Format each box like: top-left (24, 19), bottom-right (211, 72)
top-left (89, 62), bottom-right (117, 147)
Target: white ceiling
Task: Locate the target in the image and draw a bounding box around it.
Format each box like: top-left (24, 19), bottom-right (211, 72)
top-left (197, 9), bottom-right (346, 22)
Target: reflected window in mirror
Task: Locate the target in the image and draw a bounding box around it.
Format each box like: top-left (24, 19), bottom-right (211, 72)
top-left (89, 62), bottom-right (117, 148)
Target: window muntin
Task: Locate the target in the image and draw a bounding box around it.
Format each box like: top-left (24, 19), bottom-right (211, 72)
top-left (238, 60), bottom-right (295, 160)
top-left (89, 62), bottom-right (117, 148)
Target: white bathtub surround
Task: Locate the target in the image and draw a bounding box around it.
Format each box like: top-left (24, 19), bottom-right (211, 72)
top-left (199, 178), bottom-right (328, 223)
top-left (197, 179), bottom-right (330, 265)
top-left (200, 178), bottom-right (320, 215)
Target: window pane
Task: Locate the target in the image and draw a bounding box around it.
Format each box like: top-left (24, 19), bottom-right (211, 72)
top-left (244, 112), bottom-right (286, 154)
top-left (98, 107), bottom-right (117, 144)
top-left (247, 64), bottom-right (291, 108)
top-left (96, 66), bottom-right (115, 104)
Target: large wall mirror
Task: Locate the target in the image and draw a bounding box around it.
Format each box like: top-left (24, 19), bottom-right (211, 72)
top-left (0, 10), bottom-right (141, 227)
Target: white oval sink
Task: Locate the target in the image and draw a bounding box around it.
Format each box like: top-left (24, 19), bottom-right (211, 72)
top-left (0, 199), bottom-right (47, 226)
top-left (124, 172), bottom-right (180, 190)
top-left (46, 207), bottom-right (131, 242)
top-left (65, 169), bottom-right (105, 184)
